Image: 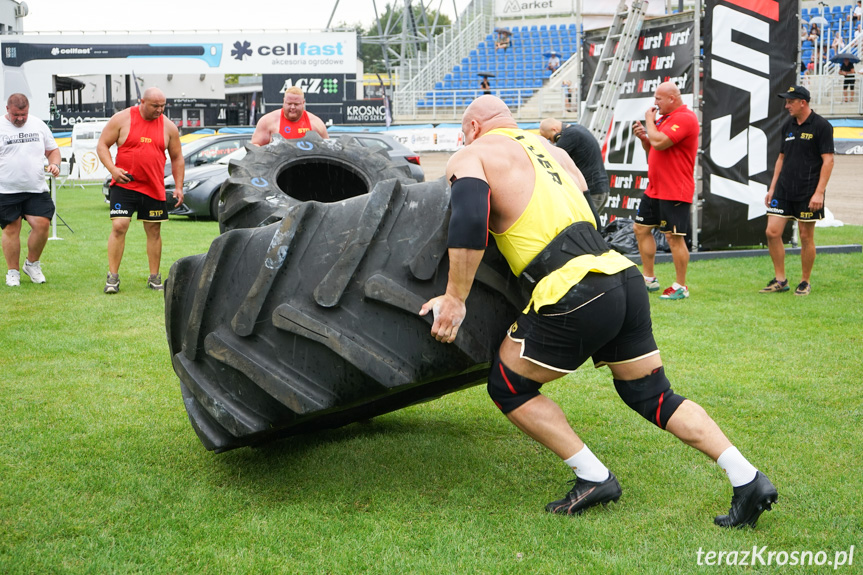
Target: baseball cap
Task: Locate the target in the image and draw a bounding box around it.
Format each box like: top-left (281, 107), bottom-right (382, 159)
top-left (777, 85), bottom-right (811, 101)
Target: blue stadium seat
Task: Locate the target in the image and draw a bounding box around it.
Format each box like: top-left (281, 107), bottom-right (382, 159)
top-left (801, 7), bottom-right (809, 17)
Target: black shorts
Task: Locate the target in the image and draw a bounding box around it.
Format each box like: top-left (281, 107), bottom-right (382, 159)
top-left (507, 267), bottom-right (659, 373)
top-left (109, 185), bottom-right (168, 221)
top-left (635, 195), bottom-right (691, 235)
top-left (0, 192), bottom-right (55, 229)
top-left (843, 76), bottom-right (855, 90)
top-left (766, 196), bottom-right (824, 221)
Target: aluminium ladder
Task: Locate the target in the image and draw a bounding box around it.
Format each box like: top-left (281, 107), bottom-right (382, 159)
top-left (581, 0), bottom-right (648, 144)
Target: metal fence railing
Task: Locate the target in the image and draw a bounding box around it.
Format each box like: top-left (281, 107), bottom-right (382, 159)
top-left (394, 87), bottom-right (577, 122)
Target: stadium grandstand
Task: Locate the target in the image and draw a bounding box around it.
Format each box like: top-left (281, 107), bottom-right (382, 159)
top-left (388, 0), bottom-right (863, 122)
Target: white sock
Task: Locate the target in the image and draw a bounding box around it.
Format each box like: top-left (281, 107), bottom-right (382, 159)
top-left (717, 446), bottom-right (758, 487)
top-left (563, 445), bottom-right (610, 482)
top-left (643, 274), bottom-right (656, 281)
top-left (671, 282), bottom-right (685, 290)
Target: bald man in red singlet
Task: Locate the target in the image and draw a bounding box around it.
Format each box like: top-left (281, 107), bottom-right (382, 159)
top-left (97, 87), bottom-right (184, 294)
top-left (251, 87), bottom-right (329, 146)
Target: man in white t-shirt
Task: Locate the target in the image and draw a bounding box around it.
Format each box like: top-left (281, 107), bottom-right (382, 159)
top-left (0, 93), bottom-right (61, 287)
top-left (853, 1), bottom-right (862, 28)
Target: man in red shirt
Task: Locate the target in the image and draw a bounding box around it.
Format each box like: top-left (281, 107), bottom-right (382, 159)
top-left (631, 81), bottom-right (699, 300)
top-left (97, 87), bottom-right (184, 294)
top-left (251, 87), bottom-right (329, 146)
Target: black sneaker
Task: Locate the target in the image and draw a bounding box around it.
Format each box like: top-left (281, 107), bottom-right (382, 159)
top-left (759, 277), bottom-right (789, 293)
top-left (714, 471), bottom-right (778, 528)
top-left (147, 273), bottom-right (164, 291)
top-left (545, 472), bottom-right (622, 515)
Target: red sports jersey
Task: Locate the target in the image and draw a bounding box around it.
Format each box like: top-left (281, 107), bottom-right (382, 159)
top-left (643, 104), bottom-right (699, 204)
top-left (112, 106), bottom-right (167, 200)
top-left (278, 110), bottom-right (313, 139)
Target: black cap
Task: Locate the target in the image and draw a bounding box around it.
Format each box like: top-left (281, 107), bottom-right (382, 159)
top-left (777, 85), bottom-right (811, 101)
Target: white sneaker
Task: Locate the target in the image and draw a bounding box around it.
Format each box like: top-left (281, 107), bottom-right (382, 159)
top-left (6, 269), bottom-right (20, 287)
top-left (23, 260), bottom-right (46, 283)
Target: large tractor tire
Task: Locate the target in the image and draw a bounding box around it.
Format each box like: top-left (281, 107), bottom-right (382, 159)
top-left (218, 133), bottom-right (416, 233)
top-left (167, 177), bottom-right (525, 453)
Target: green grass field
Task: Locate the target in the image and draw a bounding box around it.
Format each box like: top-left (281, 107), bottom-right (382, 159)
top-left (1, 185), bottom-right (861, 574)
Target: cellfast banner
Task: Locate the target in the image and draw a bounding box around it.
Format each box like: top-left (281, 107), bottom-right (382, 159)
top-left (700, 0), bottom-right (798, 249)
top-left (1, 33), bottom-right (357, 119)
top-left (582, 17), bottom-right (695, 228)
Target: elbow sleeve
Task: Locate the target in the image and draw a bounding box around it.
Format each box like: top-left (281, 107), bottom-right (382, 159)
top-left (447, 177), bottom-right (491, 250)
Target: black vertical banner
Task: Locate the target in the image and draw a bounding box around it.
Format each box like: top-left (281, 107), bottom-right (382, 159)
top-left (582, 18), bottom-right (695, 228)
top-left (701, 0), bottom-right (798, 249)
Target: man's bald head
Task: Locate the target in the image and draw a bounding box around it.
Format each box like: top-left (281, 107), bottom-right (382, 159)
top-left (653, 81), bottom-right (683, 115)
top-left (539, 118), bottom-right (563, 141)
top-left (142, 87), bottom-right (165, 102)
top-left (461, 95), bottom-right (516, 144)
top-left (139, 87), bottom-right (167, 120)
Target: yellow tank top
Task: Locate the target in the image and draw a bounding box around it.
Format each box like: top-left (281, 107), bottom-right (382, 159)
top-left (485, 128), bottom-right (635, 311)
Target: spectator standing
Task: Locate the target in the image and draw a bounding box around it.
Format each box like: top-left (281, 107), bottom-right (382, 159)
top-left (631, 82), bottom-right (699, 300)
top-left (839, 58), bottom-right (857, 103)
top-left (760, 86), bottom-right (834, 297)
top-left (0, 93), bottom-right (61, 287)
top-left (97, 87), bottom-right (184, 294)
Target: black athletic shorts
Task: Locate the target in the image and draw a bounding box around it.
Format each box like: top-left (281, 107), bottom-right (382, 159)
top-left (507, 266), bottom-right (659, 373)
top-left (635, 195), bottom-right (691, 236)
top-left (766, 196), bottom-right (824, 222)
top-left (0, 192), bottom-right (55, 229)
top-left (109, 185), bottom-right (168, 221)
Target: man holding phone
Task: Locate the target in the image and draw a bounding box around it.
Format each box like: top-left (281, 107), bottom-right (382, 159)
top-left (97, 87), bottom-right (184, 293)
top-left (631, 81), bottom-right (699, 300)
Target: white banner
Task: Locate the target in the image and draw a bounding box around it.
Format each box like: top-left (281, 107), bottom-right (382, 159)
top-left (1, 33), bottom-right (356, 74)
top-left (70, 121), bottom-right (115, 180)
top-left (383, 127), bottom-right (464, 152)
top-left (495, 0), bottom-right (575, 18)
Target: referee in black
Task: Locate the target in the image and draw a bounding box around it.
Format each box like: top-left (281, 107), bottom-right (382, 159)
top-left (761, 85), bottom-right (834, 297)
top-left (540, 118), bottom-right (610, 211)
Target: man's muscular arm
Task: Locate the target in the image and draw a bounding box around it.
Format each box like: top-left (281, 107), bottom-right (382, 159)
top-left (251, 112), bottom-right (276, 146)
top-left (97, 111), bottom-right (133, 184)
top-left (419, 147), bottom-right (489, 344)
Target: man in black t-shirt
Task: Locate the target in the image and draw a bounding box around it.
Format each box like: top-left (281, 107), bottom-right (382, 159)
top-left (760, 86), bottom-right (834, 297)
top-left (540, 118), bottom-right (609, 209)
top-left (838, 58), bottom-right (856, 103)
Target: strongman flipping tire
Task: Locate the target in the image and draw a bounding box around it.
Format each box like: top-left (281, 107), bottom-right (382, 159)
top-left (420, 95), bottom-right (778, 527)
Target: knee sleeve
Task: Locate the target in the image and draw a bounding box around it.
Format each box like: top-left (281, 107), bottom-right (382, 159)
top-left (487, 355), bottom-right (543, 414)
top-left (613, 367), bottom-right (685, 429)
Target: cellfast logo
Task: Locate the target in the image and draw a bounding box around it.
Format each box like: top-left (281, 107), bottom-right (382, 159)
top-left (231, 40), bottom-right (344, 60)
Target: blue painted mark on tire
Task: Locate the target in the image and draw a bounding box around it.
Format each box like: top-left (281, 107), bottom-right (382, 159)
top-left (297, 141), bottom-right (313, 151)
top-left (251, 177), bottom-right (268, 187)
